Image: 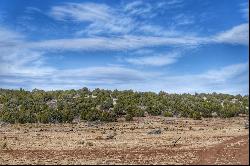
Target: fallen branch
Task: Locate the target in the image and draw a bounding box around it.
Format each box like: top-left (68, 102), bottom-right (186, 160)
top-left (173, 137), bottom-right (181, 146)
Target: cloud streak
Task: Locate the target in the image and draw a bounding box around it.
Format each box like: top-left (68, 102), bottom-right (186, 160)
top-left (214, 23), bottom-right (249, 46)
top-left (22, 23), bottom-right (248, 52)
top-left (124, 51), bottom-right (181, 66)
top-left (50, 2), bottom-right (134, 35)
top-left (1, 62), bottom-right (248, 94)
top-left (0, 1), bottom-right (248, 95)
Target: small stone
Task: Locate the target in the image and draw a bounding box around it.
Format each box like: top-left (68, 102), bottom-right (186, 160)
top-left (147, 129), bottom-right (162, 135)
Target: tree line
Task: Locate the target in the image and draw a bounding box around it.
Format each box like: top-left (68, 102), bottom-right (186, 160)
top-left (0, 88), bottom-right (248, 123)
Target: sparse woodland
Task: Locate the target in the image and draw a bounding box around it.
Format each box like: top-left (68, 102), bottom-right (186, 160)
top-left (0, 88), bottom-right (248, 123)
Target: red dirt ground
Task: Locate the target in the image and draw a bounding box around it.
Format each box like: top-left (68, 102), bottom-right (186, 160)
top-left (0, 135), bottom-right (248, 165)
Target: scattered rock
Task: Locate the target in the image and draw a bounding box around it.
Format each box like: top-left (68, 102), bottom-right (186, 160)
top-left (0, 121), bottom-right (8, 127)
top-left (244, 122), bottom-right (249, 129)
top-left (72, 117), bottom-right (81, 124)
top-left (1, 141), bottom-right (7, 150)
top-left (130, 127), bottom-right (135, 130)
top-left (39, 128), bottom-right (48, 132)
top-left (105, 132), bottom-right (116, 139)
top-left (86, 142), bottom-right (94, 146)
top-left (78, 140), bottom-right (85, 145)
top-left (147, 129), bottom-right (162, 135)
top-left (95, 136), bottom-right (103, 140)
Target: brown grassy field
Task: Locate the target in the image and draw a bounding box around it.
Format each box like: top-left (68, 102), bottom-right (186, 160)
top-left (0, 116), bottom-right (249, 165)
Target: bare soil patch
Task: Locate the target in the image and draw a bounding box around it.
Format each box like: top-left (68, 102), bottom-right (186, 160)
top-left (0, 117), bottom-right (248, 165)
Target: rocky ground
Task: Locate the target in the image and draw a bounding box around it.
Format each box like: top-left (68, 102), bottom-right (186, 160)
top-left (0, 116), bottom-right (249, 165)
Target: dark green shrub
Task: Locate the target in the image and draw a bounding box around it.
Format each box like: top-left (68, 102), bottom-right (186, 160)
top-left (100, 111), bottom-right (116, 122)
top-left (125, 114), bottom-right (133, 121)
top-left (192, 112), bottom-right (201, 120)
top-left (163, 111), bottom-right (173, 117)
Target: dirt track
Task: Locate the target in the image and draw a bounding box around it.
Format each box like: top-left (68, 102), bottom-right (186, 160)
top-left (0, 117), bottom-right (249, 165)
top-left (196, 135), bottom-right (249, 165)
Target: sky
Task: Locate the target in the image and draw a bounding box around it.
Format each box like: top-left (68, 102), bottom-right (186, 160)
top-left (0, 0), bottom-right (249, 94)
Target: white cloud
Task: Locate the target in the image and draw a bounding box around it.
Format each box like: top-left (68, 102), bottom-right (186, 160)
top-left (27, 35), bottom-right (208, 51)
top-left (124, 62), bottom-right (249, 94)
top-left (0, 47), bottom-right (55, 77)
top-left (173, 14), bottom-right (194, 26)
top-left (124, 1), bottom-right (143, 11)
top-left (165, 0), bottom-right (183, 5)
top-left (0, 1), bottom-right (248, 94)
top-left (48, 1), bottom-right (183, 36)
top-left (138, 24), bottom-right (181, 37)
top-left (47, 2), bottom-right (249, 48)
top-left (50, 2), bottom-right (134, 35)
top-left (124, 1), bottom-right (154, 18)
top-left (1, 48), bottom-right (248, 94)
top-left (0, 27), bottom-right (24, 47)
top-left (50, 2), bottom-right (111, 22)
top-left (25, 7), bottom-right (42, 14)
top-left (201, 62), bottom-right (249, 82)
top-left (213, 23), bottom-right (249, 45)
top-left (15, 23), bottom-right (247, 52)
top-left (124, 51), bottom-right (180, 66)
top-left (0, 65), bottom-right (160, 91)
top-left (1, 22), bottom-right (248, 55)
top-left (0, 27), bottom-right (55, 77)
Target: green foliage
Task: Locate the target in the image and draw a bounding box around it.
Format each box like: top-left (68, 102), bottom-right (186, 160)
top-left (100, 111), bottom-right (116, 122)
top-left (192, 112), bottom-right (202, 120)
top-left (125, 113), bottom-right (133, 121)
top-left (100, 98), bottom-right (113, 110)
top-left (0, 88), bottom-right (248, 123)
top-left (146, 104), bottom-right (163, 116)
top-left (218, 103), bottom-right (241, 118)
top-left (133, 108), bottom-right (145, 117)
top-left (163, 111), bottom-right (173, 117)
top-left (61, 108), bottom-right (74, 123)
top-left (81, 108), bottom-right (101, 121)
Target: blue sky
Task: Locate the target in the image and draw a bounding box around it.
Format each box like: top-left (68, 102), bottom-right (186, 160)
top-left (0, 0), bottom-right (249, 94)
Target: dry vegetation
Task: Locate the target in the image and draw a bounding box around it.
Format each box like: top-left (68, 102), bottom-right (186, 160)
top-left (0, 116), bottom-right (249, 165)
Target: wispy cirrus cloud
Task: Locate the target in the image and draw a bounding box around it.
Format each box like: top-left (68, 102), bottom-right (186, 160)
top-left (26, 35), bottom-right (208, 51)
top-left (48, 1), bottom-right (184, 36)
top-left (0, 27), bottom-right (55, 77)
top-left (133, 62), bottom-right (249, 94)
top-left (1, 57), bottom-right (248, 95)
top-left (213, 23), bottom-right (249, 45)
top-left (0, 64), bottom-right (160, 90)
top-left (46, 1), bottom-right (248, 48)
top-left (137, 24), bottom-right (181, 37)
top-left (0, 47), bottom-right (55, 77)
top-left (0, 1), bottom-right (248, 95)
top-left (0, 25), bottom-right (247, 93)
top-left (173, 14), bottom-right (194, 26)
top-left (49, 2), bottom-right (134, 36)
top-left (25, 7), bottom-right (42, 14)
top-left (123, 51), bottom-right (181, 66)
top-left (22, 23), bottom-right (248, 52)
top-left (0, 26), bottom-right (24, 47)
top-left (123, 0), bottom-right (155, 18)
